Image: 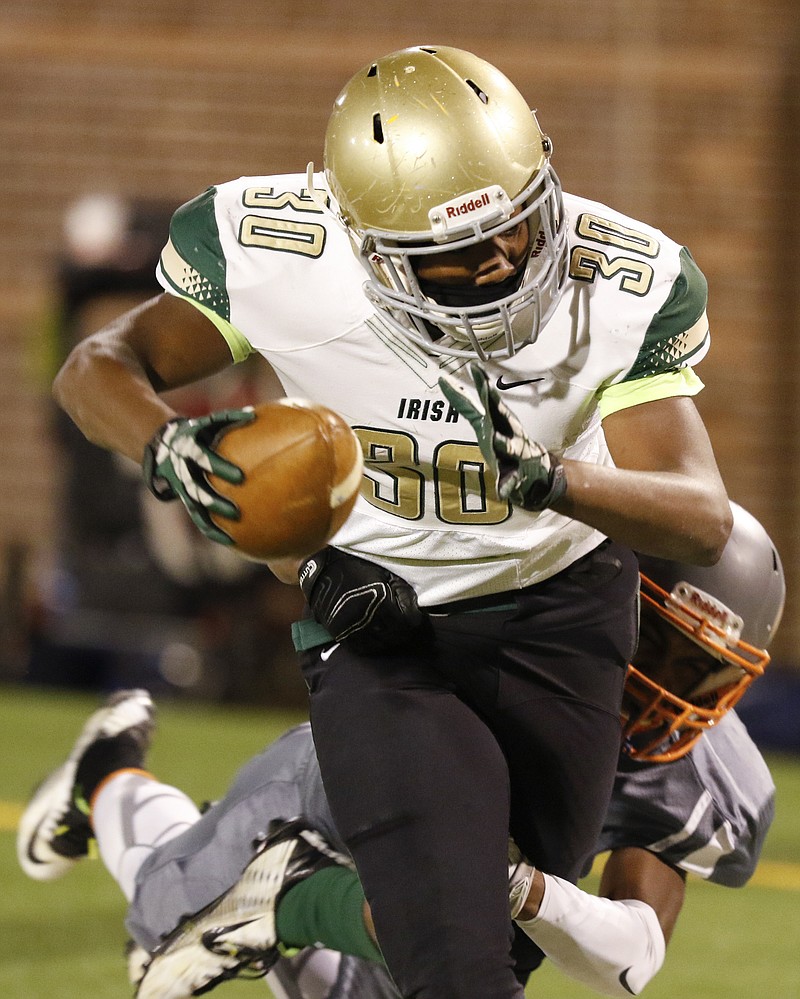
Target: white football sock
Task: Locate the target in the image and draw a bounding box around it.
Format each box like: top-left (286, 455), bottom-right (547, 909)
top-left (515, 873), bottom-right (665, 997)
top-left (92, 772), bottom-right (201, 900)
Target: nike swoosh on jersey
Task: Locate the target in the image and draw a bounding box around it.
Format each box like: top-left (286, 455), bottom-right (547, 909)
top-left (496, 375), bottom-right (546, 390)
top-left (320, 643), bottom-right (341, 661)
top-left (618, 968), bottom-right (636, 995)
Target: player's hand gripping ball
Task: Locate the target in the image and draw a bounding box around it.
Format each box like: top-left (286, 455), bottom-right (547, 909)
top-left (208, 399), bottom-right (363, 560)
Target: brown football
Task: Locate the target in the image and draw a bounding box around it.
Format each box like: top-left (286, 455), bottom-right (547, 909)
top-left (208, 399), bottom-right (363, 561)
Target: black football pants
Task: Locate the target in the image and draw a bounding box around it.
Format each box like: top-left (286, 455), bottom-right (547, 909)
top-left (300, 539), bottom-right (639, 999)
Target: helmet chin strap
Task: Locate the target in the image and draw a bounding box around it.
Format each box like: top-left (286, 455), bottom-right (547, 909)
top-left (305, 162), bottom-right (341, 220)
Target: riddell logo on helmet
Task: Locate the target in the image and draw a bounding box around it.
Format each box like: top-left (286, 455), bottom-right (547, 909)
top-left (445, 192), bottom-right (491, 220)
top-left (429, 185), bottom-right (513, 241)
top-left (686, 590), bottom-right (731, 627)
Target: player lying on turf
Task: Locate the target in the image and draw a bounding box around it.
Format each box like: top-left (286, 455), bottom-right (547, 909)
top-left (18, 503), bottom-right (783, 998)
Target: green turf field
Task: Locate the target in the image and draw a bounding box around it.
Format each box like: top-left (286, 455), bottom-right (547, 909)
top-left (1, 683), bottom-right (799, 998)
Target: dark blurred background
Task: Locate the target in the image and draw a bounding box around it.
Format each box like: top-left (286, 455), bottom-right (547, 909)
top-left (0, 2), bottom-right (798, 746)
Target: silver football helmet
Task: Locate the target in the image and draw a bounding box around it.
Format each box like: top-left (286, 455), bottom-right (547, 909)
top-left (624, 502), bottom-right (785, 762)
top-left (320, 45), bottom-right (569, 360)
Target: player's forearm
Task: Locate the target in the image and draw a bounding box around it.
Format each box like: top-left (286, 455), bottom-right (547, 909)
top-left (553, 459), bottom-right (731, 565)
top-left (516, 873), bottom-right (666, 998)
top-left (53, 335), bottom-right (176, 464)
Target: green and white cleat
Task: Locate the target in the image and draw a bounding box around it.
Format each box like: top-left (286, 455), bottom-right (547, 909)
top-left (136, 818), bottom-right (352, 999)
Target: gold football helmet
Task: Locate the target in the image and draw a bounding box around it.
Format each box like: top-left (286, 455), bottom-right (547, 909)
top-left (319, 45), bottom-right (568, 359)
top-left (623, 503), bottom-right (785, 763)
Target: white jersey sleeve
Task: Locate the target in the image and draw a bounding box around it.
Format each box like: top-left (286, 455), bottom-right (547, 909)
top-left (596, 712), bottom-right (775, 886)
top-left (154, 177), bottom-right (713, 605)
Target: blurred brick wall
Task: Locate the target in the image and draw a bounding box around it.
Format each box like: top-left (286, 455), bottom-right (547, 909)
top-left (1, 1), bottom-right (798, 661)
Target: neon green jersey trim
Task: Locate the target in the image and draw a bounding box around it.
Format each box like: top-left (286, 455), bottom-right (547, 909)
top-left (179, 297), bottom-right (254, 363)
top-left (599, 367), bottom-right (704, 420)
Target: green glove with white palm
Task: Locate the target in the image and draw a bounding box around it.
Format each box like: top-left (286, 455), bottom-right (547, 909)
top-left (141, 408), bottom-right (256, 545)
top-left (439, 363), bottom-right (567, 511)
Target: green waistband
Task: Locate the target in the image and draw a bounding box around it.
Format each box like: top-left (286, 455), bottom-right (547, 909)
top-left (292, 618), bottom-right (334, 652)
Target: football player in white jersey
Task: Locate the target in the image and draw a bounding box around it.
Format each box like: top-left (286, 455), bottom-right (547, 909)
top-left (17, 505), bottom-right (783, 998)
top-left (51, 45), bottom-right (732, 999)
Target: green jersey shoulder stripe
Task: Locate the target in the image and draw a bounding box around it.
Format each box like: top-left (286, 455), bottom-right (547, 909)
top-left (158, 187), bottom-right (231, 322)
top-left (623, 247), bottom-right (709, 383)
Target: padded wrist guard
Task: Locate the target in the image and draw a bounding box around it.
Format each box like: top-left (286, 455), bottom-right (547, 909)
top-left (298, 547), bottom-right (430, 655)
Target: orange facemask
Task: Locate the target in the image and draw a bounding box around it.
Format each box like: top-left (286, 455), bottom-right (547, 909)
top-left (622, 573), bottom-right (770, 764)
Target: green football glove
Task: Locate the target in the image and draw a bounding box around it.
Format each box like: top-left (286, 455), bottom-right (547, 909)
top-left (439, 363), bottom-right (567, 511)
top-left (142, 408), bottom-right (256, 545)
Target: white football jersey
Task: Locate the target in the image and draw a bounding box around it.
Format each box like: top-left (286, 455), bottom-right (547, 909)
top-left (156, 173), bottom-right (710, 604)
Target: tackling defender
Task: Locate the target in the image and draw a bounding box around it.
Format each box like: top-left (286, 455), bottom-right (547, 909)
top-left (51, 45), bottom-right (731, 998)
top-left (508, 501), bottom-right (784, 996)
top-left (18, 504), bottom-right (783, 998)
